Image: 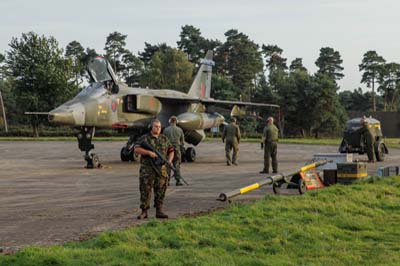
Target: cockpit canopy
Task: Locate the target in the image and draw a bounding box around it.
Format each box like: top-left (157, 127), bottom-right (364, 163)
top-left (85, 56), bottom-right (119, 94)
top-left (87, 56), bottom-right (118, 84)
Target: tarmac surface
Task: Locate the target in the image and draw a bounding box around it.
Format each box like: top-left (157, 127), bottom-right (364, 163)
top-left (0, 140), bottom-right (398, 253)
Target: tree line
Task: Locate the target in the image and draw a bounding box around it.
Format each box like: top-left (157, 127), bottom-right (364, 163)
top-left (0, 25), bottom-right (398, 136)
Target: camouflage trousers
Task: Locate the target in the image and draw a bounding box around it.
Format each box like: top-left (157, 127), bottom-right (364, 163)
top-left (264, 141), bottom-right (278, 173)
top-left (225, 140), bottom-right (239, 164)
top-left (166, 147), bottom-right (182, 183)
top-left (139, 165), bottom-right (168, 210)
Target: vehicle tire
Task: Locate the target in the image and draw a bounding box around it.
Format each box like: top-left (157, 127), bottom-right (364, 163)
top-left (298, 179), bottom-right (307, 194)
top-left (120, 147), bottom-right (129, 161)
top-left (272, 182), bottom-right (281, 194)
top-left (338, 139), bottom-right (347, 153)
top-left (185, 147), bottom-right (196, 162)
top-left (375, 141), bottom-right (385, 162)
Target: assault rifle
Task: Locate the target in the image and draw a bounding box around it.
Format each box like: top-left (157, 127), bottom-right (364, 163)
top-left (140, 141), bottom-right (189, 185)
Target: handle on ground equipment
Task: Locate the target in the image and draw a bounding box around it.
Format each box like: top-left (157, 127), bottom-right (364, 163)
top-left (217, 160), bottom-right (329, 202)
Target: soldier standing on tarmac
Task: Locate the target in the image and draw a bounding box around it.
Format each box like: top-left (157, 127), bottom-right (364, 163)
top-left (260, 117), bottom-right (279, 174)
top-left (163, 115), bottom-right (185, 186)
top-left (134, 119), bottom-right (174, 219)
top-left (360, 116), bottom-right (375, 162)
top-left (222, 117), bottom-right (241, 166)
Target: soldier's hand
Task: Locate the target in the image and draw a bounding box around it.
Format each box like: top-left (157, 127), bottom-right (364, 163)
top-left (148, 151), bottom-right (158, 158)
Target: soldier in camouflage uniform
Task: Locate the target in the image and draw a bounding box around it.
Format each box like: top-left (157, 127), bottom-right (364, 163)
top-left (260, 117), bottom-right (279, 174)
top-left (163, 116), bottom-right (185, 186)
top-left (360, 117), bottom-right (375, 162)
top-left (134, 119), bottom-right (174, 219)
top-left (222, 117), bottom-right (241, 166)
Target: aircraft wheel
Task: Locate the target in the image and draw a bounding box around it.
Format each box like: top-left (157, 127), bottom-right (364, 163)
top-left (129, 151), bottom-right (140, 162)
top-left (120, 147), bottom-right (130, 162)
top-left (92, 154), bottom-right (101, 168)
top-left (375, 141), bottom-right (385, 162)
top-left (185, 147), bottom-right (196, 162)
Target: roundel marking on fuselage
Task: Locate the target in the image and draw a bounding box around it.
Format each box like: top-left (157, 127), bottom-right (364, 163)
top-left (111, 99), bottom-right (117, 112)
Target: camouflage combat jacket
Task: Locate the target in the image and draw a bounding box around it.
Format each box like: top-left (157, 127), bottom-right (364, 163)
top-left (136, 133), bottom-right (174, 168)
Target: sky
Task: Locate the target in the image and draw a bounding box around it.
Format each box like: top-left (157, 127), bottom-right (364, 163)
top-left (1, 0), bottom-right (400, 91)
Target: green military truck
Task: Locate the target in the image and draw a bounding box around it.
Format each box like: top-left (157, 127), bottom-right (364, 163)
top-left (339, 117), bottom-right (388, 161)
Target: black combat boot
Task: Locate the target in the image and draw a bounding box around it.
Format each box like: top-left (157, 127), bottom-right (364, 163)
top-left (156, 207), bottom-right (169, 219)
top-left (175, 176), bottom-right (184, 186)
top-left (259, 169), bottom-right (269, 174)
top-left (137, 209), bottom-right (148, 220)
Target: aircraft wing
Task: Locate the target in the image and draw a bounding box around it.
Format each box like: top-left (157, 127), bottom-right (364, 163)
top-left (200, 99), bottom-right (280, 109)
top-left (154, 95), bottom-right (279, 108)
top-left (154, 95), bottom-right (200, 103)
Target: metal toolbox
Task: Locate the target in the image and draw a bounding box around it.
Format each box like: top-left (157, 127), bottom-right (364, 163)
top-left (378, 166), bottom-right (400, 177)
top-left (313, 153), bottom-right (353, 170)
top-left (337, 162), bottom-right (368, 183)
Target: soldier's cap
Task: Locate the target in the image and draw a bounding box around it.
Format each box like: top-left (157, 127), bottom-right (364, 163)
top-left (267, 117), bottom-right (274, 122)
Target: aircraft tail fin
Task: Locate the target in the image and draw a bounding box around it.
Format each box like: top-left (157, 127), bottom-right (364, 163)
top-left (187, 50), bottom-right (214, 99)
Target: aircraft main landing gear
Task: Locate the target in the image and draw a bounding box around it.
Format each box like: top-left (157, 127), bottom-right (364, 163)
top-left (181, 146), bottom-right (196, 162)
top-left (121, 135), bottom-right (140, 162)
top-left (77, 127), bottom-right (101, 168)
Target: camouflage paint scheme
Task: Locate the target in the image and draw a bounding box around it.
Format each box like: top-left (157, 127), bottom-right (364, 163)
top-left (44, 51), bottom-right (279, 165)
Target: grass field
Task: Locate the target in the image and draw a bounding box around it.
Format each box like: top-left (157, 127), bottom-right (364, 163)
top-left (1, 176), bottom-right (399, 266)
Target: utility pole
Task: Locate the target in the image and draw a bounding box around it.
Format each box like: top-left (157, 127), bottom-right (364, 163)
top-left (0, 89), bottom-right (8, 132)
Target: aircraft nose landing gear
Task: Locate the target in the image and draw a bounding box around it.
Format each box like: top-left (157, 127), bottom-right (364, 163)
top-left (85, 152), bottom-right (101, 169)
top-left (77, 127), bottom-right (101, 169)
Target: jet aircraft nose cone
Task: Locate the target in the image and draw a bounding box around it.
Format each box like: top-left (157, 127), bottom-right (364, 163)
top-left (48, 103), bottom-right (85, 126)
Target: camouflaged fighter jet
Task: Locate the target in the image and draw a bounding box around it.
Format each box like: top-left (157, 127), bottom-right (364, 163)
top-left (39, 51), bottom-right (279, 168)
